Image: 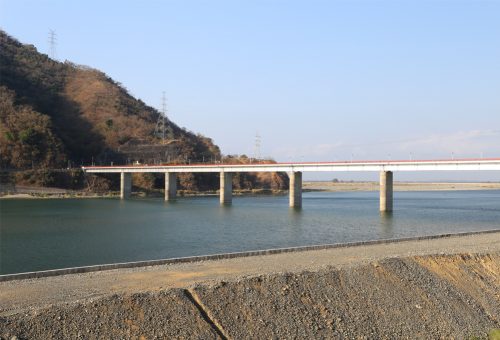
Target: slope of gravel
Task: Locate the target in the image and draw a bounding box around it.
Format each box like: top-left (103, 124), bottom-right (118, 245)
top-left (0, 289), bottom-right (219, 339)
top-left (1, 253), bottom-right (499, 339)
top-left (192, 253), bottom-right (499, 339)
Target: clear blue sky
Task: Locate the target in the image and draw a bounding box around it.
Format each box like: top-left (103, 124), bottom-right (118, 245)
top-left (1, 0), bottom-right (499, 180)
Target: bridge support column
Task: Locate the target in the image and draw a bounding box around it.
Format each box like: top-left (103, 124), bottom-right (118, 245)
top-left (380, 171), bottom-right (393, 212)
top-left (165, 172), bottom-right (177, 201)
top-left (120, 172), bottom-right (132, 199)
top-left (220, 171), bottom-right (232, 205)
top-left (288, 171), bottom-right (302, 208)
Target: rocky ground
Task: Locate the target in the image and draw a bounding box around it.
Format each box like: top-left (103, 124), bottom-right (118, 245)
top-left (0, 290), bottom-right (219, 339)
top-left (193, 254), bottom-right (499, 339)
top-left (1, 233), bottom-right (499, 339)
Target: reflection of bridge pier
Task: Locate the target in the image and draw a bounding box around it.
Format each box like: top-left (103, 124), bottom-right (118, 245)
top-left (85, 158), bottom-right (500, 210)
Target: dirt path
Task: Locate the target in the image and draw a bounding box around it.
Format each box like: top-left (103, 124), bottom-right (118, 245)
top-left (1, 231), bottom-right (499, 316)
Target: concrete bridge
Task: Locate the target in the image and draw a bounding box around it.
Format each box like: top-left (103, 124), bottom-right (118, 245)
top-left (82, 158), bottom-right (500, 212)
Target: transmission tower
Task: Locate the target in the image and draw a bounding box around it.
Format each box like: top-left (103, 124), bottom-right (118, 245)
top-left (254, 132), bottom-right (261, 161)
top-left (154, 92), bottom-right (167, 143)
top-left (48, 29), bottom-right (57, 59)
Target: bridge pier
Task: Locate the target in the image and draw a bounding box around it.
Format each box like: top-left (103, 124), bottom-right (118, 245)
top-left (220, 171), bottom-right (232, 205)
top-left (380, 171), bottom-right (393, 212)
top-left (289, 171), bottom-right (302, 208)
top-left (120, 172), bottom-right (131, 199)
top-left (165, 172), bottom-right (177, 201)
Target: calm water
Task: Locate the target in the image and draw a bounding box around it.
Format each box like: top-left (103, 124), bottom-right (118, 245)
top-left (1, 191), bottom-right (499, 275)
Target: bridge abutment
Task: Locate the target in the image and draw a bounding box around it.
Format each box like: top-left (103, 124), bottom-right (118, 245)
top-left (289, 171), bottom-right (302, 208)
top-left (380, 171), bottom-right (393, 212)
top-left (220, 172), bottom-right (232, 205)
top-left (165, 172), bottom-right (177, 201)
top-left (120, 172), bottom-right (132, 199)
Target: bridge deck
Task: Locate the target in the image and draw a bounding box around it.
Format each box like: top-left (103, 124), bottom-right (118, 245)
top-left (83, 158), bottom-right (500, 173)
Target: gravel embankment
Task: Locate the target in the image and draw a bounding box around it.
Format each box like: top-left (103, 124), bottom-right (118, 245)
top-left (1, 290), bottom-right (219, 339)
top-left (1, 232), bottom-right (499, 338)
top-left (193, 253), bottom-right (499, 339)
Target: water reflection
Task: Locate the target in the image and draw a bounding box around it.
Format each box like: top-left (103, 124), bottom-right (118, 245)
top-left (379, 211), bottom-right (394, 238)
top-left (288, 206), bottom-right (303, 225)
top-left (217, 203), bottom-right (233, 213)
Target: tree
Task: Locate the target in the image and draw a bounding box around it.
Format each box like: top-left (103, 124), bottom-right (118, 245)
top-left (0, 86), bottom-right (64, 168)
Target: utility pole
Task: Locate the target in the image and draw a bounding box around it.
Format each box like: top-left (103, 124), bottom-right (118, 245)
top-left (48, 29), bottom-right (57, 59)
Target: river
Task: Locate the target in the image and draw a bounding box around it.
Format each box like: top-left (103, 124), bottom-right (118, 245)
top-left (1, 190), bottom-right (499, 275)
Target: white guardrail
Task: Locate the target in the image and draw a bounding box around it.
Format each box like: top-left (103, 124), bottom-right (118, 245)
top-left (82, 158), bottom-right (500, 173)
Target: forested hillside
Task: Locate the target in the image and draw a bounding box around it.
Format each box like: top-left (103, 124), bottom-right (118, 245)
top-left (0, 30), bottom-right (218, 168)
top-left (0, 31), bottom-right (287, 192)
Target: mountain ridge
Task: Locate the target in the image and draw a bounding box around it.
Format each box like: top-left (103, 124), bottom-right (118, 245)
top-left (0, 30), bottom-right (220, 169)
top-left (0, 30), bottom-right (287, 192)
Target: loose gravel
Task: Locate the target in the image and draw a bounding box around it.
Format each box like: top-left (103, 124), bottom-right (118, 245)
top-left (0, 290), bottom-right (218, 339)
top-left (192, 253), bottom-right (499, 339)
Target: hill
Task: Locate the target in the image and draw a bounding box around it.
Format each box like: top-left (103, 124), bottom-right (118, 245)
top-left (0, 30), bottom-right (219, 167)
top-left (0, 31), bottom-right (287, 192)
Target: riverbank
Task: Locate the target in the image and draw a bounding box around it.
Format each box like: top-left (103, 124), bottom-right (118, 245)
top-left (304, 181), bottom-right (500, 192)
top-left (1, 231), bottom-right (499, 338)
top-left (2, 181), bottom-right (499, 199)
top-left (0, 188), bottom-right (288, 199)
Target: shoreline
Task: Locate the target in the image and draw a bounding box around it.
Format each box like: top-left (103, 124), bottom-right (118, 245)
top-left (0, 189), bottom-right (288, 200)
top-left (1, 229), bottom-right (498, 282)
top-left (1, 230), bottom-right (499, 339)
top-left (1, 181), bottom-right (499, 199)
top-left (1, 230), bottom-right (498, 300)
top-left (303, 180), bottom-right (500, 192)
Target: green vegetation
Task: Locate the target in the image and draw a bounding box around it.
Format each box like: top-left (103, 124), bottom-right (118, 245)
top-left (489, 329), bottom-right (500, 340)
top-left (468, 329), bottom-right (500, 340)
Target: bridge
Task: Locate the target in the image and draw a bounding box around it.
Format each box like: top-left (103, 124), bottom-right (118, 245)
top-left (82, 158), bottom-right (500, 212)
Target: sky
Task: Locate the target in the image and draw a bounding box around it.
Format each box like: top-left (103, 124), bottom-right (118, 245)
top-left (1, 0), bottom-right (499, 181)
